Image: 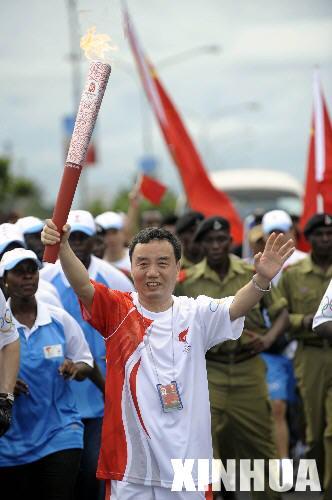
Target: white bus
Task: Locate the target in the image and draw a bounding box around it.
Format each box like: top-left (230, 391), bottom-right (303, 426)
top-left (209, 168), bottom-right (303, 217)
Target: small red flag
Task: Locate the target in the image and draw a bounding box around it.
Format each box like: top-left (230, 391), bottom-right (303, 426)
top-left (140, 174), bottom-right (167, 205)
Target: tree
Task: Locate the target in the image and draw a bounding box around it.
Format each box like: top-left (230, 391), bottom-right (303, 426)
top-left (0, 156), bottom-right (47, 221)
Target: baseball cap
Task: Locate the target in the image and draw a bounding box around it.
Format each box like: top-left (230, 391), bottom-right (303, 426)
top-left (0, 248), bottom-right (41, 276)
top-left (67, 210), bottom-right (96, 236)
top-left (16, 216), bottom-right (44, 235)
top-left (95, 211), bottom-right (124, 231)
top-left (0, 223), bottom-right (26, 254)
top-left (262, 210), bottom-right (292, 234)
top-left (304, 213), bottom-right (332, 238)
top-left (193, 216), bottom-right (230, 242)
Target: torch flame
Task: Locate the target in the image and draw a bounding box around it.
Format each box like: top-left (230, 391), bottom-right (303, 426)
top-left (80, 26), bottom-right (117, 61)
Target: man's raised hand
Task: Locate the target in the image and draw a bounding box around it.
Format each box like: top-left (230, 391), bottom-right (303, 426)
top-left (254, 232), bottom-right (295, 282)
top-left (41, 220), bottom-right (71, 247)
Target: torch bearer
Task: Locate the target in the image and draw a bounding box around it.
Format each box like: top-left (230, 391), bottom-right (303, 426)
top-left (43, 27), bottom-right (113, 263)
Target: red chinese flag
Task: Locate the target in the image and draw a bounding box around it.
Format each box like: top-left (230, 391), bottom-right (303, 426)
top-left (299, 71), bottom-right (332, 249)
top-left (122, 5), bottom-right (243, 244)
top-left (140, 174), bottom-right (167, 205)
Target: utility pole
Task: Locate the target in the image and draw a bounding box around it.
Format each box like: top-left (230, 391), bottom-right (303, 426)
top-left (66, 0), bottom-right (88, 208)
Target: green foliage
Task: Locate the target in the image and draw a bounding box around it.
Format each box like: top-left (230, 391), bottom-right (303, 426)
top-left (0, 156), bottom-right (46, 220)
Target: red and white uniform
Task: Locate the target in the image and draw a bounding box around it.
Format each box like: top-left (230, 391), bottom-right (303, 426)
top-left (81, 282), bottom-right (244, 488)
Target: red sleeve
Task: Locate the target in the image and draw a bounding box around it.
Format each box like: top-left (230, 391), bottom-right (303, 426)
top-left (79, 280), bottom-right (133, 339)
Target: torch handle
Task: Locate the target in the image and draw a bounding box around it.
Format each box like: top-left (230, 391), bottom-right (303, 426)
top-left (43, 163), bottom-right (83, 264)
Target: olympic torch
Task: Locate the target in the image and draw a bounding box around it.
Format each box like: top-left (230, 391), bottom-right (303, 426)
top-left (43, 27), bottom-right (114, 263)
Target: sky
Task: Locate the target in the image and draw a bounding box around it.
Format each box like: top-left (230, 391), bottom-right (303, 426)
top-left (1, 0), bottom-right (332, 209)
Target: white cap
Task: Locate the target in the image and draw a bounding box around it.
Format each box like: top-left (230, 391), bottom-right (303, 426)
top-left (16, 216), bottom-right (44, 235)
top-left (262, 210), bottom-right (292, 234)
top-left (0, 223), bottom-right (26, 254)
top-left (0, 248), bottom-right (41, 276)
top-left (67, 210), bottom-right (96, 236)
top-left (95, 211), bottom-right (124, 231)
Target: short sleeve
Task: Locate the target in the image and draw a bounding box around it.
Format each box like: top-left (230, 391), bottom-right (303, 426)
top-left (196, 295), bottom-right (245, 352)
top-left (0, 290), bottom-right (19, 350)
top-left (313, 279), bottom-right (332, 329)
top-left (79, 280), bottom-right (132, 339)
top-left (58, 309), bottom-right (94, 366)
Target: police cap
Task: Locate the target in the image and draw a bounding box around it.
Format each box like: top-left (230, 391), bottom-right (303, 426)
top-left (304, 213), bottom-right (332, 238)
top-left (193, 216), bottom-right (230, 242)
top-left (175, 211), bottom-right (204, 235)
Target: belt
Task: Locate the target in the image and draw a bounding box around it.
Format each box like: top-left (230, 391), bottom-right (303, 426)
top-left (207, 350), bottom-right (257, 364)
top-left (299, 339), bottom-right (332, 349)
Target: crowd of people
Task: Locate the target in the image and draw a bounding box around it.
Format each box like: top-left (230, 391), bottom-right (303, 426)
top-left (0, 197), bottom-right (331, 500)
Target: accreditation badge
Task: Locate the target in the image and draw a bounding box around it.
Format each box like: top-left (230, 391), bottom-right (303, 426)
top-left (43, 344), bottom-right (63, 359)
top-left (157, 381), bottom-right (183, 412)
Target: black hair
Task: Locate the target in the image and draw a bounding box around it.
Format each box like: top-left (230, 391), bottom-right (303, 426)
top-left (129, 227), bottom-right (182, 262)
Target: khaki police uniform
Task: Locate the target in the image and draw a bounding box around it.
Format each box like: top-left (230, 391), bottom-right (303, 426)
top-left (177, 257), bottom-right (285, 500)
top-left (277, 255), bottom-right (332, 495)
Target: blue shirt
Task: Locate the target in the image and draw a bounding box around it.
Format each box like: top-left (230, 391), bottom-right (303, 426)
top-left (0, 300), bottom-right (93, 466)
top-left (41, 255), bottom-right (134, 418)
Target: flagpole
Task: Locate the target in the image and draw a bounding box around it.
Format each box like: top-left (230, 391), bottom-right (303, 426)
top-left (313, 69), bottom-right (325, 214)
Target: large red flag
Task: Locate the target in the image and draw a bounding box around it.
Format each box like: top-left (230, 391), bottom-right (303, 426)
top-left (122, 4), bottom-right (243, 244)
top-left (300, 71), bottom-right (332, 240)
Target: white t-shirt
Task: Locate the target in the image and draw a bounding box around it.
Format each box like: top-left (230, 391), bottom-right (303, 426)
top-left (313, 279), bottom-right (332, 328)
top-left (0, 289), bottom-right (18, 350)
top-left (83, 284), bottom-right (245, 487)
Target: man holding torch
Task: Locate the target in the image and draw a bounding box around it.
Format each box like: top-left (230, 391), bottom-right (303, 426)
top-left (42, 219), bottom-right (294, 499)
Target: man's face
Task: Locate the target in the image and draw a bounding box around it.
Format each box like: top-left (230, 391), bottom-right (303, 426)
top-left (104, 228), bottom-right (125, 250)
top-left (5, 260), bottom-right (39, 299)
top-left (308, 226), bottom-right (332, 256)
top-left (201, 229), bottom-right (232, 266)
top-left (141, 211), bottom-right (162, 229)
top-left (69, 231), bottom-right (93, 265)
top-left (131, 240), bottom-right (180, 305)
top-left (178, 227), bottom-right (203, 262)
top-left (25, 231), bottom-right (44, 261)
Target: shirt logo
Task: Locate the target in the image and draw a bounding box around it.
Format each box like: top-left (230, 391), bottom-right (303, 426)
top-left (178, 328), bottom-right (191, 354)
top-left (178, 328), bottom-right (189, 343)
top-left (0, 309), bottom-right (14, 334)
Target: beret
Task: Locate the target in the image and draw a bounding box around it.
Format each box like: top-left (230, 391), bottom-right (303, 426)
top-left (304, 213), bottom-right (332, 238)
top-left (193, 216), bottom-right (230, 242)
top-left (175, 211), bottom-right (204, 235)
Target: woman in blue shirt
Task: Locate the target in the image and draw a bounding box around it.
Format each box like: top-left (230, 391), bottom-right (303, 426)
top-left (0, 248), bottom-right (93, 500)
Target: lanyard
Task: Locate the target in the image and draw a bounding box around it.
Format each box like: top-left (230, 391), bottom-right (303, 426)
top-left (138, 302), bottom-right (175, 385)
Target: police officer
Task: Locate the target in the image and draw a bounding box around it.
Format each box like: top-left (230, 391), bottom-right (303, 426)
top-left (176, 216), bottom-right (288, 500)
top-left (175, 211), bottom-right (204, 269)
top-left (277, 213), bottom-right (332, 498)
